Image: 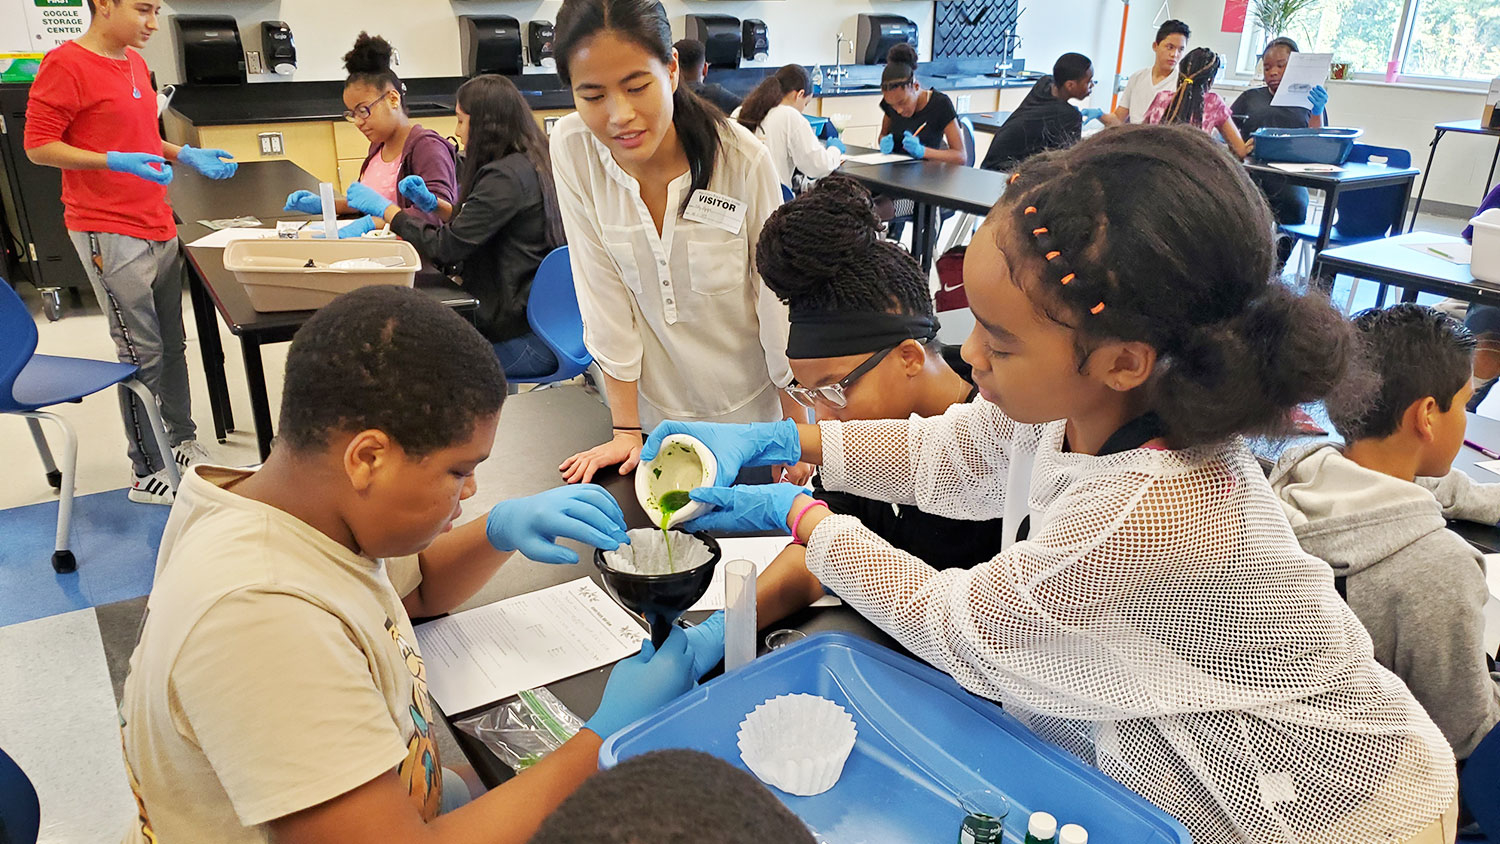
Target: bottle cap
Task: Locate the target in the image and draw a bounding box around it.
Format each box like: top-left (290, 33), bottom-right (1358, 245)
top-left (1059, 823), bottom-right (1088, 844)
top-left (1028, 811), bottom-right (1057, 839)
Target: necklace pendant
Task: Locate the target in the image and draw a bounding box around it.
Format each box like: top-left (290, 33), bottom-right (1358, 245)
top-left (132, 87), bottom-right (141, 99)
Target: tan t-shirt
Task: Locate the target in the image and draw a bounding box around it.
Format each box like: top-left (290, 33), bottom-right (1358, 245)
top-left (119, 466), bottom-right (439, 842)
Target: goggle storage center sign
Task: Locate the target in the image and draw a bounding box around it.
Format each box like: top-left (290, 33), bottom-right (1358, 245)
top-left (11, 0), bottom-right (87, 52)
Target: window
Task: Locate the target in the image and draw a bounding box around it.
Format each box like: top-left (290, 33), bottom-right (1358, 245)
top-left (1236, 0), bottom-right (1500, 83)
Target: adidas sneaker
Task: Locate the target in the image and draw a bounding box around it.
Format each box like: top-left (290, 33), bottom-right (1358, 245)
top-left (128, 468), bottom-right (176, 505)
top-left (173, 440), bottom-right (212, 471)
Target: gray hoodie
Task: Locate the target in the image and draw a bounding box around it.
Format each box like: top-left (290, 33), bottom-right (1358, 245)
top-left (1270, 443), bottom-right (1500, 759)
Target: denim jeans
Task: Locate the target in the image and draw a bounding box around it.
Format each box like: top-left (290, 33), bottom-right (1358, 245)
top-left (493, 332), bottom-right (559, 380)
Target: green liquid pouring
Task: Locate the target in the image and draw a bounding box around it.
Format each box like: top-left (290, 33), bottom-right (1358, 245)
top-left (657, 490), bottom-right (692, 572)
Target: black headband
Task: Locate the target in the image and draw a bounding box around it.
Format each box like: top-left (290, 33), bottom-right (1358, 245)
top-left (787, 310), bottom-right (938, 359)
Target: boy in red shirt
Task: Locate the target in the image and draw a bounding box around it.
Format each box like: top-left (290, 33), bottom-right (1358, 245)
top-left (24, 0), bottom-right (237, 504)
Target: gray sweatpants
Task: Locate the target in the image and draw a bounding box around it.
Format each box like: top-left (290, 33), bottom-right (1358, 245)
top-left (68, 231), bottom-right (194, 477)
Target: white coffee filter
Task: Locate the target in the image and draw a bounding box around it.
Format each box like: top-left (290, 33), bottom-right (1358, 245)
top-left (737, 693), bottom-right (857, 796)
top-left (601, 528), bottom-right (715, 575)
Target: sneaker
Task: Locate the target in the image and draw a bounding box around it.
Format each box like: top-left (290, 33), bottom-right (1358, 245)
top-left (128, 469), bottom-right (176, 505)
top-left (173, 440), bottom-right (212, 471)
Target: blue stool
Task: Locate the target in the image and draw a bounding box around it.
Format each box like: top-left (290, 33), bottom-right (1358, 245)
top-left (507, 248), bottom-right (606, 401)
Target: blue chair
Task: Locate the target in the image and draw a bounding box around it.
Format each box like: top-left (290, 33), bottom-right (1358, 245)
top-left (0, 279), bottom-right (179, 573)
top-left (781, 184), bottom-right (795, 203)
top-left (508, 247), bottom-right (602, 396)
top-left (1463, 725), bottom-right (1500, 839)
top-left (1281, 143), bottom-right (1412, 308)
top-left (0, 746), bottom-right (40, 844)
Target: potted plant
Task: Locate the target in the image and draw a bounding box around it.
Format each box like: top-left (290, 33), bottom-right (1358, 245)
top-left (1251, 0), bottom-right (1320, 40)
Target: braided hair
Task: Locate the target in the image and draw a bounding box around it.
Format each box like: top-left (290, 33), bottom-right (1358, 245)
top-left (756, 174), bottom-right (931, 318)
top-left (989, 124), bottom-right (1361, 447)
top-left (1162, 47), bottom-right (1222, 128)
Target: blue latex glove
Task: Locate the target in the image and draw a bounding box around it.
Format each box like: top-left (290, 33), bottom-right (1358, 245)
top-left (284, 190), bottom-right (322, 214)
top-left (485, 484), bottom-right (630, 565)
top-left (398, 174), bottom-right (439, 213)
top-left (683, 610), bottom-right (725, 679)
top-left (878, 133), bottom-right (895, 155)
top-left (1080, 107), bottom-right (1105, 122)
top-left (584, 626), bottom-right (696, 739)
top-left (177, 145), bottom-right (237, 180)
top-left (345, 181), bottom-right (395, 218)
top-left (1307, 84), bottom-right (1329, 114)
top-left (337, 216), bottom-right (377, 239)
top-left (826, 136), bottom-right (847, 154)
top-left (105, 151), bottom-right (172, 186)
top-left (641, 419), bottom-right (801, 486)
top-left (679, 483), bottom-right (806, 535)
top-left (900, 131), bottom-right (925, 159)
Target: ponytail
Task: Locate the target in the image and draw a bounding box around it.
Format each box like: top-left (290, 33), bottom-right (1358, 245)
top-left (737, 64), bottom-right (811, 133)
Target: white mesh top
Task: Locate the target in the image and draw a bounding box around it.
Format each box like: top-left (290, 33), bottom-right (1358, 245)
top-left (805, 400), bottom-right (1455, 844)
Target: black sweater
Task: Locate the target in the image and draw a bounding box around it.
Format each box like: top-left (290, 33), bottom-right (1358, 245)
top-left (389, 152), bottom-right (557, 343)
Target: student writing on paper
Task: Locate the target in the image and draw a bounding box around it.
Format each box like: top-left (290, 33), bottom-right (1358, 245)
top-left (24, 0), bottom-right (237, 505)
top-left (735, 64), bottom-right (846, 193)
top-left (283, 34), bottom-right (457, 229)
top-left (1272, 306), bottom-right (1500, 796)
top-left (341, 74), bottom-right (566, 378)
top-left (117, 286), bottom-right (716, 844)
top-left (549, 0), bottom-right (806, 487)
top-left (739, 176), bottom-right (1006, 627)
top-left (642, 127), bottom-right (1460, 844)
top-left (876, 44), bottom-right (966, 166)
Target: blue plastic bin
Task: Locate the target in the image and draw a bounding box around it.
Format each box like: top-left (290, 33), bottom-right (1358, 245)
top-left (1250, 127), bottom-right (1363, 165)
top-left (600, 633), bottom-right (1191, 844)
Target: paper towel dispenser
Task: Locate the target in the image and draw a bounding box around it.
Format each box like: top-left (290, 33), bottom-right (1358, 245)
top-left (528, 21), bottom-right (556, 68)
top-left (459, 15), bottom-right (523, 77)
top-left (742, 20), bottom-right (769, 63)
top-left (261, 21), bottom-right (296, 76)
top-left (171, 15), bottom-right (246, 86)
top-left (685, 14), bottom-right (741, 70)
top-left (856, 14), bottom-right (918, 66)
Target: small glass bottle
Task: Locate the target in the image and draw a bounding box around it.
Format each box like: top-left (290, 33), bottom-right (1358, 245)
top-left (956, 789), bottom-right (1008, 844)
top-left (1023, 811), bottom-right (1058, 844)
top-left (1059, 823), bottom-right (1088, 844)
top-left (811, 64), bottom-right (824, 95)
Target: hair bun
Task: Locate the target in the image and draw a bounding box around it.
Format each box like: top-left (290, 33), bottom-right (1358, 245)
top-left (757, 175), bottom-right (881, 301)
top-left (886, 42), bottom-right (918, 67)
top-left (344, 32), bottom-right (394, 75)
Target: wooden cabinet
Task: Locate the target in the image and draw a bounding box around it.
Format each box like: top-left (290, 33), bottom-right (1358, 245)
top-left (163, 114), bottom-right (340, 187)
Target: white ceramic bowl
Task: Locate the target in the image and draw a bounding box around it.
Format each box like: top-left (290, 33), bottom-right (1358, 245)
top-left (635, 434), bottom-right (717, 529)
top-left (737, 693), bottom-right (857, 796)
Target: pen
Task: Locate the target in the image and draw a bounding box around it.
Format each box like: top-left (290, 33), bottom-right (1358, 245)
top-left (1428, 247), bottom-right (1454, 259)
top-left (1465, 439), bottom-right (1500, 460)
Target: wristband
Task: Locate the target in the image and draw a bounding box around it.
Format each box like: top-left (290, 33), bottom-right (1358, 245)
top-left (612, 426), bottom-right (642, 431)
top-left (790, 499), bottom-right (829, 544)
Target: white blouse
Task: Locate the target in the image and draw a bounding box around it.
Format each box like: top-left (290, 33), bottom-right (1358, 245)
top-left (550, 112), bottom-right (793, 423)
top-left (748, 104), bottom-right (844, 189)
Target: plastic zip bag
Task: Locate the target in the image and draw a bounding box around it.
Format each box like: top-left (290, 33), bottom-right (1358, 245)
top-left (454, 687), bottom-right (582, 772)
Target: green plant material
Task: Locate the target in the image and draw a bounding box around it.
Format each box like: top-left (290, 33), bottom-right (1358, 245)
top-left (1251, 0), bottom-right (1322, 40)
top-left (659, 490), bottom-right (691, 512)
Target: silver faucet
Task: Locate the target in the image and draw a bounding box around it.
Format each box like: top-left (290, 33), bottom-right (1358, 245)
top-left (829, 32), bottom-right (851, 80)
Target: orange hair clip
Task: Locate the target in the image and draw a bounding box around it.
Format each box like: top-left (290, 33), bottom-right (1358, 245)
top-left (1032, 227), bottom-right (1049, 236)
top-left (1024, 206), bottom-right (1037, 215)
top-left (1090, 302), bottom-right (1106, 315)
top-left (1045, 251), bottom-right (1061, 261)
top-left (1060, 273), bottom-right (1076, 285)
top-left (1009, 173), bottom-right (1021, 184)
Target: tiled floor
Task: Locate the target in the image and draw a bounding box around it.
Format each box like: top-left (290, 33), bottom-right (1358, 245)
top-left (0, 207), bottom-right (1483, 840)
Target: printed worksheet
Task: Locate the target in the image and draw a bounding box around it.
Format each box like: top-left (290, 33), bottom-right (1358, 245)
top-left (1270, 52), bottom-right (1332, 109)
top-left (414, 578), bottom-right (647, 714)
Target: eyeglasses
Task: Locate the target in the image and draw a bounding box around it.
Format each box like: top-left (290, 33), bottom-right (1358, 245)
top-left (343, 92), bottom-right (393, 123)
top-left (786, 346), bottom-right (897, 410)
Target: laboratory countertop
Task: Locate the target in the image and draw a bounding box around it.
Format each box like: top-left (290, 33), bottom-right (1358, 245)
top-left (167, 63), bottom-right (1042, 127)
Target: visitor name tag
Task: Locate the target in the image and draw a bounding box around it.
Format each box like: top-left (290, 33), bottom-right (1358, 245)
top-left (683, 189), bottom-right (746, 235)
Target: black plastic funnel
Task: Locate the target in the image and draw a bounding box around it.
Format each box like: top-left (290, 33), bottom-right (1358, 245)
top-left (594, 531), bottom-right (722, 648)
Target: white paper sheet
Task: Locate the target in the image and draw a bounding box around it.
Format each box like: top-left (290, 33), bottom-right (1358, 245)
top-left (1482, 555), bottom-right (1500, 657)
top-left (1473, 459), bottom-right (1500, 478)
top-left (1265, 162), bottom-right (1343, 174)
top-left (1403, 241), bottom-right (1472, 264)
top-left (186, 227), bottom-right (276, 248)
top-left (1270, 52), bottom-right (1332, 108)
top-left (843, 152), bottom-right (920, 165)
top-left (692, 536), bottom-right (843, 612)
top-left (414, 578), bottom-right (647, 715)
